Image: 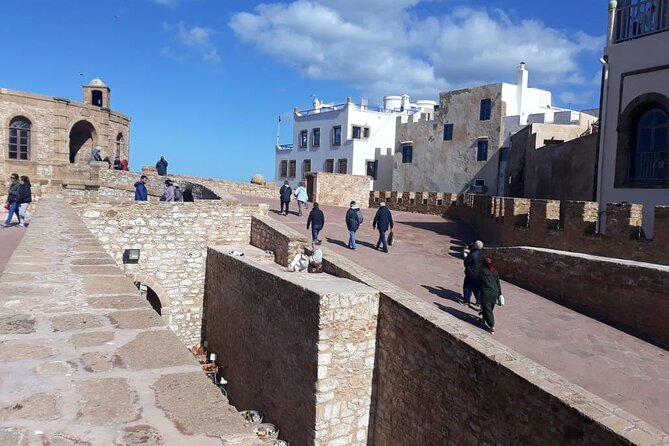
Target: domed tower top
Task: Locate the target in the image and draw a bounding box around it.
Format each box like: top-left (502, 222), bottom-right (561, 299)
top-left (83, 77), bottom-right (111, 108)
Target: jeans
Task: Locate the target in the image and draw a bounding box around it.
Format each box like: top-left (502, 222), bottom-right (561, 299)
top-left (311, 224), bottom-right (322, 241)
top-left (4, 201), bottom-right (19, 226)
top-left (348, 230), bottom-right (357, 249)
top-left (462, 277), bottom-right (481, 305)
top-left (375, 229), bottom-right (388, 251)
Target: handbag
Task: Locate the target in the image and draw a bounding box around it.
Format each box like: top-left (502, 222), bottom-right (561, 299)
top-left (387, 230), bottom-right (394, 245)
top-left (497, 294), bottom-right (505, 306)
top-left (3, 201), bottom-right (9, 211)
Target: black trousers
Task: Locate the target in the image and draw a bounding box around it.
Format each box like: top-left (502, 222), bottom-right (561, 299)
top-left (280, 200), bottom-right (290, 214)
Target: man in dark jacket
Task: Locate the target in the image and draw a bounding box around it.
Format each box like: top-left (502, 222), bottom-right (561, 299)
top-left (134, 175), bottom-right (148, 201)
top-left (345, 201), bottom-right (362, 249)
top-left (306, 202), bottom-right (325, 240)
top-left (463, 240), bottom-right (484, 306)
top-left (279, 180), bottom-right (292, 215)
top-left (156, 156), bottom-right (168, 176)
top-left (372, 202), bottom-right (393, 252)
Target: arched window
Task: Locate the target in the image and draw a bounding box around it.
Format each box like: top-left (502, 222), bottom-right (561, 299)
top-left (91, 90), bottom-right (103, 107)
top-left (8, 117), bottom-right (31, 160)
top-left (629, 107), bottom-right (668, 183)
top-left (116, 133), bottom-right (124, 158)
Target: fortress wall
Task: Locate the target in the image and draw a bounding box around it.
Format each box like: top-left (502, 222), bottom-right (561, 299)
top-left (70, 199), bottom-right (268, 345)
top-left (250, 215), bottom-right (308, 266)
top-left (370, 191), bottom-right (669, 265)
top-left (308, 172), bottom-right (371, 209)
top-left (491, 246), bottom-right (669, 349)
top-left (238, 219), bottom-right (665, 445)
top-left (203, 248), bottom-right (379, 446)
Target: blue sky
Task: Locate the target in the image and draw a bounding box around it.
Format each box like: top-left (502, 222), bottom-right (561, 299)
top-left (1, 0), bottom-right (607, 182)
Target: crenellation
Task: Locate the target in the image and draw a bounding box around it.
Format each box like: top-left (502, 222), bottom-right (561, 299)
top-left (606, 203), bottom-right (644, 240)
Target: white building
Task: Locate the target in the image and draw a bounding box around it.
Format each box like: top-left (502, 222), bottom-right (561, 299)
top-left (275, 95), bottom-right (436, 191)
top-left (597, 0), bottom-right (669, 237)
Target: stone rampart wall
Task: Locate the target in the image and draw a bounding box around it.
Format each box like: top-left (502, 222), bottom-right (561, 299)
top-left (309, 172), bottom-right (370, 209)
top-left (250, 215), bottom-right (308, 266)
top-left (370, 191), bottom-right (669, 265)
top-left (70, 199), bottom-right (268, 345)
top-left (203, 248), bottom-right (378, 446)
top-left (238, 218), bottom-right (666, 445)
top-left (491, 246), bottom-right (669, 348)
top-left (369, 190), bottom-right (458, 214)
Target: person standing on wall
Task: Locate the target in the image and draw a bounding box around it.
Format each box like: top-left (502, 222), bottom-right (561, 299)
top-left (3, 173), bottom-right (20, 227)
top-left (279, 180), bottom-right (292, 216)
top-left (463, 240), bottom-right (484, 307)
top-left (307, 202), bottom-right (325, 241)
top-left (372, 202), bottom-right (393, 253)
top-left (345, 200), bottom-right (363, 250)
top-left (294, 181), bottom-right (308, 217)
top-left (134, 175), bottom-right (148, 201)
top-left (479, 256), bottom-right (502, 334)
top-left (156, 156), bottom-right (168, 176)
top-left (16, 176), bottom-right (32, 227)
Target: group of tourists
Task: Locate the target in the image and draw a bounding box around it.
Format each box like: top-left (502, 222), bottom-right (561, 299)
top-left (133, 175), bottom-right (194, 202)
top-left (462, 240), bottom-right (503, 334)
top-left (89, 147), bottom-right (129, 171)
top-left (3, 173), bottom-right (32, 228)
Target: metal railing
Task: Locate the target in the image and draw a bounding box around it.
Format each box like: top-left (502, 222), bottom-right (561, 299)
top-left (628, 151), bottom-right (665, 183)
top-left (615, 0), bottom-right (669, 42)
top-left (275, 144), bottom-right (294, 151)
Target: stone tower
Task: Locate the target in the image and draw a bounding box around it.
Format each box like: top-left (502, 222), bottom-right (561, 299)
top-left (83, 78), bottom-right (111, 108)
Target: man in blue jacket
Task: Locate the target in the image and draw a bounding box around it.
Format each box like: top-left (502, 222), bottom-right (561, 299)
top-left (372, 202), bottom-right (393, 253)
top-left (156, 156), bottom-right (168, 176)
top-left (134, 175), bottom-right (148, 201)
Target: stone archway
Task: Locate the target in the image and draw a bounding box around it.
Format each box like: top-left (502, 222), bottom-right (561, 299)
top-left (130, 273), bottom-right (171, 321)
top-left (69, 120), bottom-right (98, 164)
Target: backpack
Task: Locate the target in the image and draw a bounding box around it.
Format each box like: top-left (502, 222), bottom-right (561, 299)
top-left (174, 188), bottom-right (183, 201)
top-left (355, 208), bottom-right (364, 225)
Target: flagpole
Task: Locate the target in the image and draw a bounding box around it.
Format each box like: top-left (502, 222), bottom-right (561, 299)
top-left (276, 115), bottom-right (281, 147)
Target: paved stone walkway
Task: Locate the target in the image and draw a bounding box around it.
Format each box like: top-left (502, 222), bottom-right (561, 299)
top-left (236, 194), bottom-right (669, 435)
top-left (0, 199), bottom-right (261, 445)
top-left (0, 224), bottom-right (25, 274)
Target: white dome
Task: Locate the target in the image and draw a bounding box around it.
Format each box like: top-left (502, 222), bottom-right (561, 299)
top-left (88, 78), bottom-right (107, 87)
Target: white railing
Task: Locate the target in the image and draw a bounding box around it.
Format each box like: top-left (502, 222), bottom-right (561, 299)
top-left (615, 0), bottom-right (669, 42)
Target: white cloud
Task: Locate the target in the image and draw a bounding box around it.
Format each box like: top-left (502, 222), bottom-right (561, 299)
top-left (163, 22), bottom-right (221, 64)
top-left (229, 1), bottom-right (604, 101)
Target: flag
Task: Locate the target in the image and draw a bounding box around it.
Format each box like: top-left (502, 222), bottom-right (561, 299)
top-left (278, 114), bottom-right (282, 122)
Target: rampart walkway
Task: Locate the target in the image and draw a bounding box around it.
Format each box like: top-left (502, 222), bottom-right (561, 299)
top-left (237, 194), bottom-right (669, 435)
top-left (0, 199), bottom-right (260, 445)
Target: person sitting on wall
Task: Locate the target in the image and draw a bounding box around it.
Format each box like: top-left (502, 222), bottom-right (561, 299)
top-left (89, 147), bottom-right (103, 164)
top-left (113, 157), bottom-right (122, 170)
top-left (134, 175), bottom-right (148, 201)
top-left (161, 179), bottom-right (175, 202)
top-left (156, 156), bottom-right (169, 176)
top-left (287, 239), bottom-right (323, 273)
top-left (182, 187), bottom-right (194, 202)
top-left (120, 158), bottom-right (129, 171)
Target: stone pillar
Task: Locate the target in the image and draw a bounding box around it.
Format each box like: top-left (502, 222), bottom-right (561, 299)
top-left (605, 203), bottom-right (644, 239)
top-left (503, 198), bottom-right (529, 228)
top-left (652, 206), bottom-right (669, 246)
top-left (564, 201), bottom-right (598, 237)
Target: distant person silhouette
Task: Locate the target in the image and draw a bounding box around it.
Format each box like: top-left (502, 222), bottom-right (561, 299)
top-left (156, 156), bottom-right (168, 176)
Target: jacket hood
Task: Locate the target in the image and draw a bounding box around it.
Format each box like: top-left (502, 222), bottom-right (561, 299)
top-left (350, 205), bottom-right (359, 210)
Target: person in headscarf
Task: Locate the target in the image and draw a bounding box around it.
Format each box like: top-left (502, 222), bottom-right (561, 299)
top-left (479, 256), bottom-right (502, 334)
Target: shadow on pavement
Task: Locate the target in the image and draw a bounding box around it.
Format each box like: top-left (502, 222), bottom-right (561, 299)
top-left (435, 302), bottom-right (485, 330)
top-left (398, 220), bottom-right (476, 239)
top-left (422, 285), bottom-right (463, 305)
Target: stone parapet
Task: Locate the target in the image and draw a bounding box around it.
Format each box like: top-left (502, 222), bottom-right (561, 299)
top-left (308, 172), bottom-right (370, 209)
top-left (369, 190), bottom-right (457, 215)
top-left (250, 215), bottom-right (308, 266)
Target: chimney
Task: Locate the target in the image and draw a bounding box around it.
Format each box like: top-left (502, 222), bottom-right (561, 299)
top-left (516, 62), bottom-right (529, 123)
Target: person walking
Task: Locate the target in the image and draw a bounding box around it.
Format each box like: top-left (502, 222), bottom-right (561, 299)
top-left (134, 175), bottom-right (148, 201)
top-left (156, 156), bottom-right (169, 176)
top-left (294, 182), bottom-right (308, 216)
top-left (306, 202), bottom-right (324, 241)
top-left (345, 201), bottom-right (363, 249)
top-left (3, 173), bottom-right (20, 227)
top-left (16, 176), bottom-right (32, 227)
top-left (372, 202), bottom-right (393, 252)
top-left (479, 256), bottom-right (502, 334)
top-left (279, 180), bottom-right (292, 216)
top-left (463, 240), bottom-right (484, 306)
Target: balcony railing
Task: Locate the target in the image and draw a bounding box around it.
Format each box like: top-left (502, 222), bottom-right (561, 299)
top-left (614, 0), bottom-right (669, 42)
top-left (628, 151), bottom-right (665, 183)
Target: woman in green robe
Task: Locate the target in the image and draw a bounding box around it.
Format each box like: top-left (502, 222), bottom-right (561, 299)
top-left (479, 256), bottom-right (502, 334)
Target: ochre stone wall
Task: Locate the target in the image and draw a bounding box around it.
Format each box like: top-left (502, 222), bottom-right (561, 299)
top-left (370, 190), bottom-right (458, 215)
top-left (70, 199), bottom-right (268, 345)
top-left (203, 247), bottom-right (378, 446)
top-left (308, 172), bottom-right (370, 209)
top-left (491, 246), bottom-right (669, 348)
top-left (250, 215), bottom-right (308, 266)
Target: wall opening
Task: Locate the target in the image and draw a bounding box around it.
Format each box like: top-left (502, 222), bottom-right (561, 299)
top-left (69, 120), bottom-right (97, 163)
top-left (92, 90), bottom-right (103, 107)
top-left (136, 282), bottom-right (162, 315)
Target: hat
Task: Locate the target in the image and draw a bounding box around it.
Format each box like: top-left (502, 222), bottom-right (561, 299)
top-left (474, 240), bottom-right (483, 250)
top-left (379, 201), bottom-right (386, 207)
top-left (484, 256), bottom-right (493, 265)
top-left (350, 201), bottom-right (356, 207)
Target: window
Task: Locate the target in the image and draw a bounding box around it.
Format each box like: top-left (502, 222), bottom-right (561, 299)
top-left (352, 125), bottom-right (370, 140)
top-left (280, 160), bottom-right (288, 178)
top-left (332, 126), bottom-right (342, 146)
top-left (116, 133), bottom-right (124, 158)
top-left (312, 128), bottom-right (320, 147)
top-left (289, 160), bottom-right (297, 178)
top-left (8, 117), bottom-right (31, 160)
top-left (443, 124), bottom-right (454, 141)
top-left (366, 160), bottom-right (378, 180)
top-left (302, 159), bottom-right (311, 178)
top-left (300, 130), bottom-right (308, 148)
top-left (543, 139), bottom-right (565, 146)
top-left (629, 107), bottom-right (668, 183)
top-left (480, 99), bottom-right (492, 121)
top-left (402, 145), bottom-right (413, 163)
top-left (474, 178), bottom-right (485, 187)
top-left (92, 90), bottom-right (103, 107)
top-left (337, 158), bottom-right (348, 174)
top-left (477, 139), bottom-right (489, 161)
top-left (324, 159), bottom-right (334, 173)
